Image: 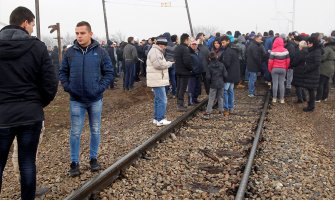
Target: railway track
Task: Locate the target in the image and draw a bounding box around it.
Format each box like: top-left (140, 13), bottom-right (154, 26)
top-left (64, 84), bottom-right (270, 199)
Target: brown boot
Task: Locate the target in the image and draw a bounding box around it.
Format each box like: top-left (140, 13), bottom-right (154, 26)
top-left (223, 110), bottom-right (230, 116)
top-left (236, 81), bottom-right (245, 89)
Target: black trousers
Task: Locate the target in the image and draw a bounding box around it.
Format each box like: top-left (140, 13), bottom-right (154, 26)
top-left (176, 76), bottom-right (189, 106)
top-left (316, 75), bottom-right (329, 101)
top-left (202, 72), bottom-right (210, 95)
top-left (296, 87), bottom-right (306, 101)
top-left (307, 88), bottom-right (315, 109)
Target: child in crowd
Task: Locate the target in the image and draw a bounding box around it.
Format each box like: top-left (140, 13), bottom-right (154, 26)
top-left (203, 52), bottom-right (227, 119)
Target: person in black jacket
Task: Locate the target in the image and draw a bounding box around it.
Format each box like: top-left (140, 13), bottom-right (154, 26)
top-left (246, 34), bottom-right (264, 97)
top-left (292, 41), bottom-right (308, 103)
top-left (188, 39), bottom-right (203, 105)
top-left (174, 33), bottom-right (192, 111)
top-left (196, 32), bottom-right (210, 95)
top-left (221, 36), bottom-right (240, 116)
top-left (284, 36), bottom-right (297, 96)
top-left (292, 36), bottom-right (322, 112)
top-left (0, 7), bottom-right (58, 199)
top-left (203, 52), bottom-right (227, 119)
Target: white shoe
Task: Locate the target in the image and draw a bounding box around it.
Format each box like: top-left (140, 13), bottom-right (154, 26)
top-left (280, 99), bottom-right (285, 104)
top-left (315, 100), bottom-right (321, 103)
top-left (156, 119), bottom-right (171, 126)
top-left (152, 119), bottom-right (158, 124)
top-left (272, 98), bottom-right (277, 103)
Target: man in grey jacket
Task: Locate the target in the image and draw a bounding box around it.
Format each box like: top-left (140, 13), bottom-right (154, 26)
top-left (164, 33), bottom-right (178, 97)
top-left (123, 36), bottom-right (138, 91)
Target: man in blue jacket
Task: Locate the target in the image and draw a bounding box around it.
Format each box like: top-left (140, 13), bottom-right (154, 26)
top-left (59, 21), bottom-right (113, 177)
top-left (0, 7), bottom-right (58, 199)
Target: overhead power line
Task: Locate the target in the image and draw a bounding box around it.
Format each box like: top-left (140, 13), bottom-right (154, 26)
top-left (106, 0), bottom-right (185, 8)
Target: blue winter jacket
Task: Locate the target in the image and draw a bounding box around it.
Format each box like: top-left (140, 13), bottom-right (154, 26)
top-left (59, 39), bottom-right (114, 103)
top-left (189, 47), bottom-right (203, 75)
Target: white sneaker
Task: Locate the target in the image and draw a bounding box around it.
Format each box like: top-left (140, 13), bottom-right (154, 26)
top-left (315, 100), bottom-right (321, 103)
top-left (280, 99), bottom-right (285, 104)
top-left (152, 119), bottom-right (158, 124)
top-left (272, 98), bottom-right (277, 103)
top-left (156, 119), bottom-right (171, 126)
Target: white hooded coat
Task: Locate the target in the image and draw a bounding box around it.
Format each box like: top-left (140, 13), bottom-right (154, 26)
top-left (146, 44), bottom-right (173, 87)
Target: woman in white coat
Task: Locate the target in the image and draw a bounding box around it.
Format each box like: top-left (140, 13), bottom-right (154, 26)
top-left (146, 38), bottom-right (174, 126)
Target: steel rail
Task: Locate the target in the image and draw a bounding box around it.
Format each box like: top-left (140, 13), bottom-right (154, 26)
top-left (235, 92), bottom-right (270, 200)
top-left (65, 98), bottom-right (208, 200)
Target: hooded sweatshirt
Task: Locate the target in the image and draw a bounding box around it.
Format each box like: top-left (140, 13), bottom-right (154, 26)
top-left (268, 37), bottom-right (290, 72)
top-left (0, 25), bottom-right (58, 128)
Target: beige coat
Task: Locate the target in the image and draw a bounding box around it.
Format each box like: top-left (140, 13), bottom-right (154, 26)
top-left (146, 44), bottom-right (173, 87)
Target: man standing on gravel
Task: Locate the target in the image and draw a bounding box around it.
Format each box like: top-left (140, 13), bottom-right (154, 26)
top-left (174, 33), bottom-right (193, 111)
top-left (59, 21), bottom-right (113, 177)
top-left (0, 7), bottom-right (58, 199)
top-left (146, 37), bottom-right (174, 126)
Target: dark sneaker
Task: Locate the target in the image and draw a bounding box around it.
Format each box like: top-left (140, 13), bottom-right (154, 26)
top-left (202, 112), bottom-right (211, 120)
top-left (35, 186), bottom-right (49, 197)
top-left (296, 99), bottom-right (303, 104)
top-left (303, 107), bottom-right (314, 112)
top-left (193, 99), bottom-right (201, 104)
top-left (90, 158), bottom-right (101, 172)
top-left (68, 162), bottom-right (80, 177)
top-left (285, 88), bottom-right (291, 96)
top-left (177, 105), bottom-right (187, 112)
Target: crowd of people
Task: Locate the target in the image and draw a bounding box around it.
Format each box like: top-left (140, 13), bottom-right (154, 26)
top-left (1, 6), bottom-right (335, 200)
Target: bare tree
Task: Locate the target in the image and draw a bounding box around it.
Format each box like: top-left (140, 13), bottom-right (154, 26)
top-left (192, 25), bottom-right (220, 37)
top-left (110, 31), bottom-right (126, 43)
top-left (62, 33), bottom-right (75, 45)
top-left (41, 36), bottom-right (55, 48)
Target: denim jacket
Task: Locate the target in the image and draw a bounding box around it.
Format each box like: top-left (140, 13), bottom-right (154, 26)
top-left (59, 39), bottom-right (113, 103)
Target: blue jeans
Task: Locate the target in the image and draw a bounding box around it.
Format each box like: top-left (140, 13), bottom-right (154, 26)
top-left (124, 60), bottom-right (135, 90)
top-left (166, 64), bottom-right (176, 96)
top-left (248, 72), bottom-right (257, 95)
top-left (0, 122), bottom-right (42, 200)
top-left (153, 87), bottom-right (167, 121)
top-left (70, 99), bottom-right (103, 163)
top-left (224, 82), bottom-right (235, 110)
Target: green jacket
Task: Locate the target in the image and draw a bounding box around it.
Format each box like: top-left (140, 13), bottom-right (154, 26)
top-left (320, 42), bottom-right (335, 78)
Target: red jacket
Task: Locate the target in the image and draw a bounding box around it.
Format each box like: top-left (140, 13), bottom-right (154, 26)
top-left (268, 37), bottom-right (290, 72)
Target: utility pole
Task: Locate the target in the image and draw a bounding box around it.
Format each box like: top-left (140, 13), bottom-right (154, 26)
top-left (102, 0), bottom-right (110, 41)
top-left (292, 0), bottom-right (295, 31)
top-left (184, 0), bottom-right (194, 37)
top-left (35, 0), bottom-right (41, 39)
top-left (48, 23), bottom-right (62, 64)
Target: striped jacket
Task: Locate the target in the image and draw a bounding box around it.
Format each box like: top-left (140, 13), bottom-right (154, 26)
top-left (268, 37), bottom-right (290, 72)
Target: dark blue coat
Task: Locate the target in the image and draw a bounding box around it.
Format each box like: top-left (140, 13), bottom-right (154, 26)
top-left (246, 40), bottom-right (264, 72)
top-left (189, 47), bottom-right (203, 75)
top-left (59, 39), bottom-right (114, 103)
top-left (221, 44), bottom-right (240, 83)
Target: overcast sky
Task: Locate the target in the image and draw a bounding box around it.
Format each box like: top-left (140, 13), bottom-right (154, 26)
top-left (1, 0), bottom-right (335, 43)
